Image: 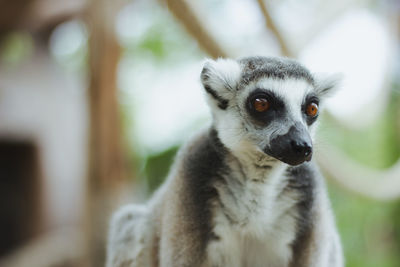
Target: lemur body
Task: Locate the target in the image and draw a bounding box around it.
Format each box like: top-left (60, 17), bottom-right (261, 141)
top-left (107, 57), bottom-right (344, 267)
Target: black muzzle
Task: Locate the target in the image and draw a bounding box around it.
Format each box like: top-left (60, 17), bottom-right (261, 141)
top-left (265, 123), bottom-right (312, 166)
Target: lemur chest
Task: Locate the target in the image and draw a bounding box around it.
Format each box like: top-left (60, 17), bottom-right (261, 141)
top-left (206, 177), bottom-right (298, 267)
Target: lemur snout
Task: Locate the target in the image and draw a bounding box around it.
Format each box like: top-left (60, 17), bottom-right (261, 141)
top-left (266, 124), bottom-right (313, 166)
top-left (290, 140), bottom-right (312, 158)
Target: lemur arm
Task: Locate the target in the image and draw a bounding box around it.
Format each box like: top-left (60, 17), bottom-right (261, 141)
top-left (106, 205), bottom-right (153, 267)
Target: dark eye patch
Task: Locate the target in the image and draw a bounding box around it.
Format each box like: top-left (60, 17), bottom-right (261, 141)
top-left (302, 94), bottom-right (320, 125)
top-left (246, 89), bottom-right (286, 126)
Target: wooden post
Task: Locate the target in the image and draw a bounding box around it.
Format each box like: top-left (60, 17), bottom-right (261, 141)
top-left (85, 0), bottom-right (128, 265)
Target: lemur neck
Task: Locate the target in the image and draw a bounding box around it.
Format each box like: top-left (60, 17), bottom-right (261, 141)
top-left (228, 146), bottom-right (286, 184)
top-left (209, 126), bottom-right (286, 183)
top-left (213, 143), bottom-right (288, 228)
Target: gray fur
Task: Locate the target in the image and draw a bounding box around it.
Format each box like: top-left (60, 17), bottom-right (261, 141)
top-left (239, 56), bottom-right (315, 87)
top-left (285, 164), bottom-right (316, 267)
top-left (106, 56), bottom-right (344, 267)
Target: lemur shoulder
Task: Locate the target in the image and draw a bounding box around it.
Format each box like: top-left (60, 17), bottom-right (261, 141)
top-left (106, 56), bottom-right (344, 267)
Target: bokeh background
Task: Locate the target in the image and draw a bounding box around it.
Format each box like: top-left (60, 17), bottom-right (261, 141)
top-left (0, 0), bottom-right (399, 266)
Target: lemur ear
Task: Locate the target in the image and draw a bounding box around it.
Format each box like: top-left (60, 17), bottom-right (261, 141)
top-left (200, 58), bottom-right (241, 110)
top-left (313, 73), bottom-right (343, 98)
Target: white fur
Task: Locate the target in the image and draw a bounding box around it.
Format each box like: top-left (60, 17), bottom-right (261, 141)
top-left (202, 58), bottom-right (241, 98)
top-left (214, 77), bottom-right (318, 159)
top-left (106, 205), bottom-right (152, 267)
top-left (313, 72), bottom-right (343, 97)
top-left (251, 78), bottom-right (313, 126)
top-left (206, 162), bottom-right (296, 267)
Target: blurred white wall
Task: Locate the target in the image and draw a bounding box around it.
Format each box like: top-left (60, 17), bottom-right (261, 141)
top-left (0, 43), bottom-right (87, 229)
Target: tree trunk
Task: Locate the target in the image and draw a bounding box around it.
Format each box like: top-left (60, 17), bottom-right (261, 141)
top-left (85, 0), bottom-right (128, 265)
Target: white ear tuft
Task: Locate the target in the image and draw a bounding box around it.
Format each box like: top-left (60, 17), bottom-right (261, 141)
top-left (201, 58), bottom-right (241, 92)
top-left (200, 58), bottom-right (241, 110)
top-left (313, 73), bottom-right (343, 97)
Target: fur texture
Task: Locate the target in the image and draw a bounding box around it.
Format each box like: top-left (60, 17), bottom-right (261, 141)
top-left (106, 56), bottom-right (344, 267)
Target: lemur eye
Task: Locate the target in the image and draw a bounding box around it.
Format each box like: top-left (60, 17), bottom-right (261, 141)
top-left (253, 98), bottom-right (270, 112)
top-left (306, 102), bottom-right (319, 117)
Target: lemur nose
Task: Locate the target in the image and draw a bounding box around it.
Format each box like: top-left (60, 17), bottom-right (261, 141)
top-left (266, 123), bottom-right (313, 165)
top-left (290, 140), bottom-right (312, 157)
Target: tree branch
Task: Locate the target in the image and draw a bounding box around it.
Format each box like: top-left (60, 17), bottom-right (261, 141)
top-left (256, 0), bottom-right (292, 57)
top-left (161, 0), bottom-right (228, 59)
top-left (317, 144), bottom-right (400, 201)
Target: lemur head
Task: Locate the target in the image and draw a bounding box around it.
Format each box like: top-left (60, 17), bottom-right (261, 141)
top-left (201, 56), bottom-right (339, 166)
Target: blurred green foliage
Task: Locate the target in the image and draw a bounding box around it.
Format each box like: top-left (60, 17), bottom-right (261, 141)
top-left (329, 184), bottom-right (400, 267)
top-left (120, 3), bottom-right (202, 63)
top-left (144, 146), bottom-right (179, 192)
top-left (117, 1), bottom-right (205, 194)
top-left (0, 32), bottom-right (33, 67)
top-left (321, 88), bottom-right (400, 267)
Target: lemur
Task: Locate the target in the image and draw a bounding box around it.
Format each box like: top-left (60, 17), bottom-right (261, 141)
top-left (106, 56), bottom-right (344, 267)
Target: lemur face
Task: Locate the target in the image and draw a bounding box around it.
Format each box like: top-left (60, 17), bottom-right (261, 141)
top-left (201, 56), bottom-right (339, 166)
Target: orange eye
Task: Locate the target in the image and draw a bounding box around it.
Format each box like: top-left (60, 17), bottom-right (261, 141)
top-left (254, 98), bottom-right (270, 112)
top-left (306, 102), bottom-right (319, 117)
